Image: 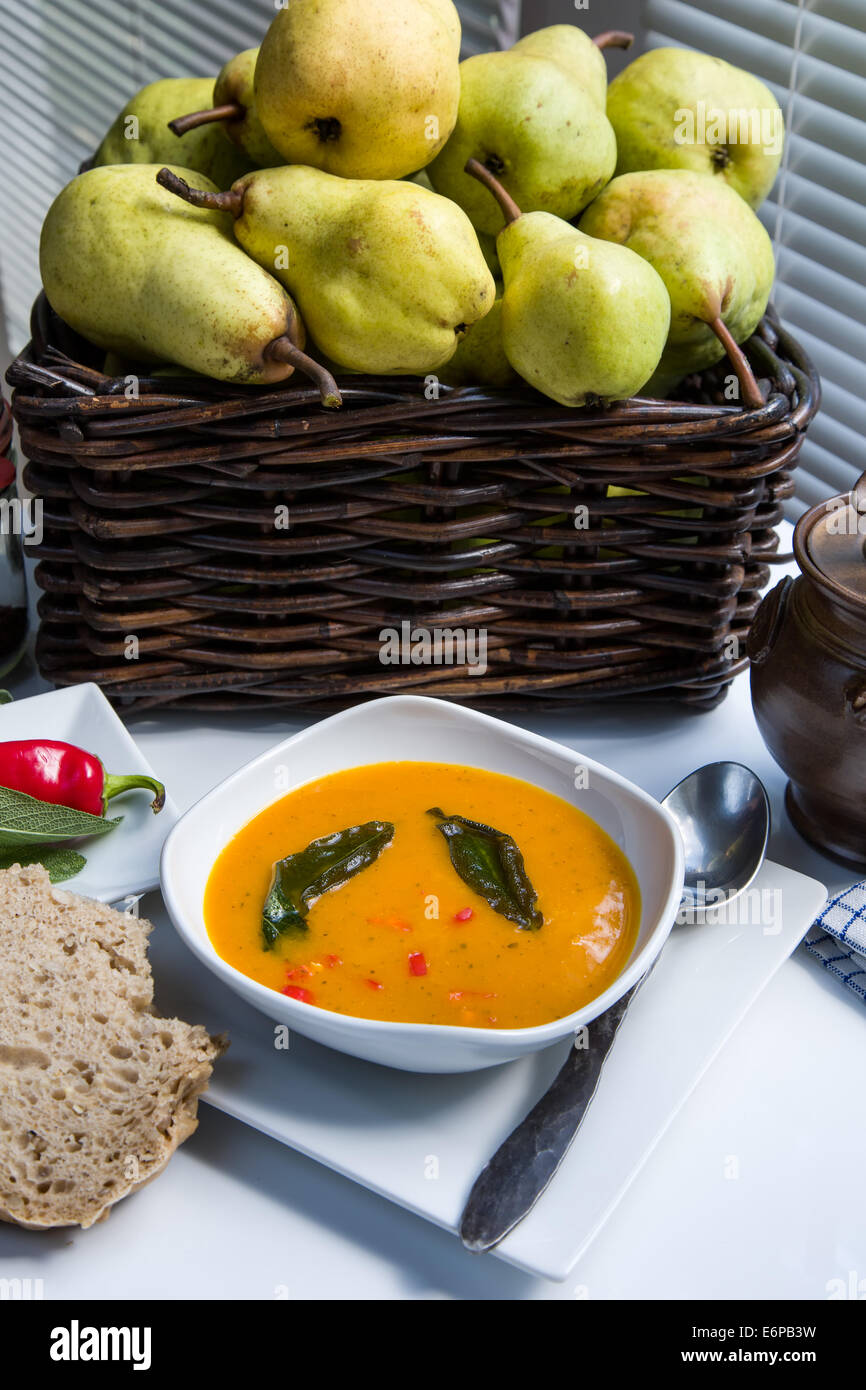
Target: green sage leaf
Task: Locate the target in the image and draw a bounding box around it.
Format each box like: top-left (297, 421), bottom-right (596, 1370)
top-left (0, 784), bottom-right (121, 850)
top-left (0, 846), bottom-right (87, 883)
top-left (427, 807), bottom-right (543, 931)
top-left (262, 820), bottom-right (394, 950)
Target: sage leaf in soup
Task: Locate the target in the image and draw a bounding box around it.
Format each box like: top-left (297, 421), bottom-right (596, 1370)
top-left (262, 820), bottom-right (395, 950)
top-left (0, 846), bottom-right (87, 883)
top-left (427, 808), bottom-right (543, 931)
top-left (0, 785), bottom-right (121, 850)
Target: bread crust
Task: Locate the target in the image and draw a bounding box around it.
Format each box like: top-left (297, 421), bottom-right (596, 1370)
top-left (0, 865), bottom-right (226, 1229)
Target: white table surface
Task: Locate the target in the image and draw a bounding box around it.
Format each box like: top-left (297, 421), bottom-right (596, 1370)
top-left (1, 530), bottom-right (864, 1301)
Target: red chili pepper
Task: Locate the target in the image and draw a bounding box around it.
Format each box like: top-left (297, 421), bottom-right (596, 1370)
top-left (408, 951), bottom-right (428, 977)
top-left (365, 978), bottom-right (384, 991)
top-left (454, 907), bottom-right (474, 922)
top-left (325, 954), bottom-right (343, 969)
top-left (283, 985), bottom-right (314, 1004)
top-left (0, 740), bottom-right (165, 816)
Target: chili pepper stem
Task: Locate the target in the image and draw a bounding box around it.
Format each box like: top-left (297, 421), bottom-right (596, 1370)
top-left (102, 773), bottom-right (166, 814)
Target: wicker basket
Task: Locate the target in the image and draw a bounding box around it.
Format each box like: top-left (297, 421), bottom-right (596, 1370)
top-left (0, 395), bottom-right (12, 460)
top-left (6, 292), bottom-right (819, 714)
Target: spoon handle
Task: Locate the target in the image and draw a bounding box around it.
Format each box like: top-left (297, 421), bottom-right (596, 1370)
top-left (459, 969), bottom-right (654, 1253)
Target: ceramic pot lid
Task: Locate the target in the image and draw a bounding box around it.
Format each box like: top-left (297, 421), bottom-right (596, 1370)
top-left (805, 472), bottom-right (866, 604)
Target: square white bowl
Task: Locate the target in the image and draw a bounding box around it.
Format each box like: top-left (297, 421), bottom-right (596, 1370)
top-left (160, 696), bottom-right (684, 1073)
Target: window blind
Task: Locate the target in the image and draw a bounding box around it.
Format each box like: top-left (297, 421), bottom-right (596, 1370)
top-left (644, 0), bottom-right (866, 513)
top-left (0, 0), bottom-right (519, 357)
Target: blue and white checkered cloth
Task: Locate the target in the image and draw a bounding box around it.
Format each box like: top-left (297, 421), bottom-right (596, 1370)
top-left (803, 884), bottom-right (866, 1003)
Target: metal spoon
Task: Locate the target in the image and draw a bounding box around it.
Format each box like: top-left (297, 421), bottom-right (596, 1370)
top-left (459, 762), bottom-right (771, 1254)
top-left (667, 761), bottom-right (770, 913)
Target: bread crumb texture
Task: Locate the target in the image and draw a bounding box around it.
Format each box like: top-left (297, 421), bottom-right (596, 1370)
top-left (0, 865), bottom-right (226, 1229)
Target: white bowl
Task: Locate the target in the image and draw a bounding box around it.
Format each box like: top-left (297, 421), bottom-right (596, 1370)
top-left (160, 697), bottom-right (684, 1073)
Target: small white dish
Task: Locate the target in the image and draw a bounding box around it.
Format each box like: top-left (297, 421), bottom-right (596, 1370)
top-left (0, 682), bottom-right (178, 903)
top-left (160, 695), bottom-right (684, 1073)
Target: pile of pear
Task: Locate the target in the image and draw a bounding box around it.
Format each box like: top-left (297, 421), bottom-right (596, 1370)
top-left (41, 1), bottom-right (783, 411)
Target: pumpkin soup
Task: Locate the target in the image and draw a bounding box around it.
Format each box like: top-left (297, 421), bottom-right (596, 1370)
top-left (204, 761), bottom-right (639, 1030)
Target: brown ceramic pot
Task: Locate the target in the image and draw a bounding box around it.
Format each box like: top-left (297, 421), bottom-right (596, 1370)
top-left (749, 473), bottom-right (866, 866)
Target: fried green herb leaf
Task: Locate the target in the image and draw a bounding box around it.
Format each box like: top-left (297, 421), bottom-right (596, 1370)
top-left (262, 820), bottom-right (395, 950)
top-left (0, 784), bottom-right (121, 850)
top-left (0, 846), bottom-right (87, 883)
top-left (427, 807), bottom-right (543, 931)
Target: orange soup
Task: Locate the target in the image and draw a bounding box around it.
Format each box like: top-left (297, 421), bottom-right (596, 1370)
top-left (204, 761), bottom-right (640, 1030)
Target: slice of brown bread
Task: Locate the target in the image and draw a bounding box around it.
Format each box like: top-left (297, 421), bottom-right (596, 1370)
top-left (0, 863), bottom-right (226, 1229)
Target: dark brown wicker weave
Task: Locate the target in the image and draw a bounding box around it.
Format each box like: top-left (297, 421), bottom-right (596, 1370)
top-left (6, 292), bottom-right (819, 714)
top-left (0, 395), bottom-right (11, 460)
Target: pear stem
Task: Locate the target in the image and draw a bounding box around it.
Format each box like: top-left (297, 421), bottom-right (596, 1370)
top-left (168, 103), bottom-right (245, 136)
top-left (156, 166), bottom-right (244, 218)
top-left (266, 337), bottom-right (343, 409)
top-left (593, 30), bottom-right (634, 50)
top-left (464, 158), bottom-right (522, 226)
top-left (709, 316), bottom-right (765, 410)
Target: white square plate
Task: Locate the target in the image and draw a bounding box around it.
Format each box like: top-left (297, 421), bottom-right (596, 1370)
top-left (0, 683), bottom-right (178, 902)
top-left (144, 857), bottom-right (826, 1282)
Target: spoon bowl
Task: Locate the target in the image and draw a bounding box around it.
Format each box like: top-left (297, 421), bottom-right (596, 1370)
top-left (662, 761), bottom-right (770, 912)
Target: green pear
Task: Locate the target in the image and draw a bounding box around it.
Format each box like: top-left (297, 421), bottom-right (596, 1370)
top-left (410, 169), bottom-right (501, 273)
top-left (410, 164), bottom-right (501, 274)
top-left (253, 0), bottom-right (461, 179)
top-left (477, 232), bottom-right (501, 279)
top-left (465, 162), bottom-right (670, 407)
top-left (427, 30), bottom-right (618, 236)
top-left (100, 350), bottom-right (136, 377)
top-left (212, 49), bottom-right (283, 166)
top-left (607, 48), bottom-right (784, 209)
top-left (439, 290), bottom-right (518, 389)
top-left (94, 78), bottom-right (252, 186)
top-left (414, 162), bottom-right (500, 271)
top-left (158, 165), bottom-right (495, 376)
top-left (580, 169), bottom-right (774, 403)
top-left (512, 26), bottom-right (633, 108)
top-left (40, 165), bottom-right (339, 402)
top-left (167, 49), bottom-right (283, 169)
top-left (102, 350), bottom-right (208, 381)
